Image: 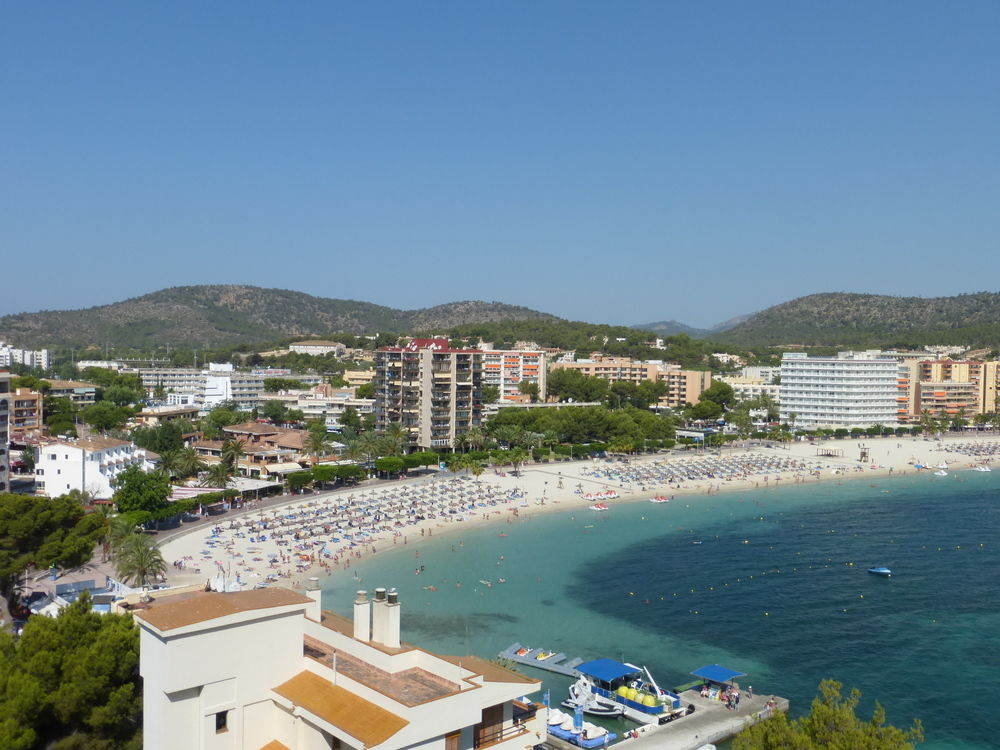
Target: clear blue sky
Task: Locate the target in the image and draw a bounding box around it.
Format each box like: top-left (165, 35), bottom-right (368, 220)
top-left (3, 2), bottom-right (998, 328)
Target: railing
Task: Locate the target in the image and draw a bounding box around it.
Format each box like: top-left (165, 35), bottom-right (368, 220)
top-left (473, 723), bottom-right (529, 749)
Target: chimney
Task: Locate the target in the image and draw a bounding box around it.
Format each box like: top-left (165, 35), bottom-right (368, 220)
top-left (353, 590), bottom-right (371, 641)
top-left (371, 587), bottom-right (388, 644)
top-left (304, 577), bottom-right (321, 621)
top-left (384, 588), bottom-right (401, 648)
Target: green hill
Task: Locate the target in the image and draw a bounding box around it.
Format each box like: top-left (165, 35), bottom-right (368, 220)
top-left (0, 285), bottom-right (558, 348)
top-left (712, 292), bottom-right (1000, 348)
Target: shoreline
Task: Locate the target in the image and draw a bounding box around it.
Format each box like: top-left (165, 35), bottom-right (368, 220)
top-left (158, 434), bottom-right (999, 592)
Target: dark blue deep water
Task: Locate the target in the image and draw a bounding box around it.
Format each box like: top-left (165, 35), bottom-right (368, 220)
top-left (325, 471), bottom-right (1000, 749)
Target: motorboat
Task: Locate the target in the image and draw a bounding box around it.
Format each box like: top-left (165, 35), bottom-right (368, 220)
top-left (933, 470), bottom-right (948, 477)
top-left (649, 496), bottom-right (670, 503)
top-left (973, 465), bottom-right (992, 472)
top-left (868, 567), bottom-right (892, 577)
top-left (563, 659), bottom-right (688, 725)
top-left (589, 503), bottom-right (610, 511)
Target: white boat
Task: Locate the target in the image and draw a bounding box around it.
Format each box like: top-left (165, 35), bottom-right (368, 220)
top-left (649, 496), bottom-right (670, 503)
top-left (564, 659), bottom-right (689, 725)
top-left (973, 465), bottom-right (992, 472)
top-left (933, 470), bottom-right (948, 477)
top-left (589, 503), bottom-right (610, 511)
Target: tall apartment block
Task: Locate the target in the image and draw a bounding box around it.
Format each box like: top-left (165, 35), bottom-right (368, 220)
top-left (779, 352), bottom-right (899, 429)
top-left (374, 339), bottom-right (483, 451)
top-left (0, 371), bottom-right (10, 493)
top-left (481, 349), bottom-right (547, 402)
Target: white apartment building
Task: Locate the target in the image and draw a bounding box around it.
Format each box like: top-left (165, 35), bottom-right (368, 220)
top-left (266, 385), bottom-right (375, 431)
top-left (132, 363), bottom-right (265, 412)
top-left (288, 340), bottom-right (347, 357)
top-left (0, 371), bottom-right (10, 493)
top-left (779, 352), bottom-right (899, 429)
top-left (481, 350), bottom-right (547, 402)
top-left (718, 376), bottom-right (780, 405)
top-left (35, 437), bottom-right (154, 499)
top-left (0, 341), bottom-right (51, 370)
top-left (134, 585), bottom-right (542, 750)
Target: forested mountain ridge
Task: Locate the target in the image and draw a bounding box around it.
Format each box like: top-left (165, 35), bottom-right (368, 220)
top-left (712, 292), bottom-right (1000, 347)
top-left (0, 285), bottom-right (558, 348)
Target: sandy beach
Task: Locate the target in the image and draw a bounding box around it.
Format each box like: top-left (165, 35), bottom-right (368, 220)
top-left (158, 434), bottom-right (1000, 591)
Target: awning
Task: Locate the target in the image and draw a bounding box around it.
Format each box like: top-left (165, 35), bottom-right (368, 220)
top-left (576, 659), bottom-right (641, 682)
top-left (690, 665), bottom-right (746, 684)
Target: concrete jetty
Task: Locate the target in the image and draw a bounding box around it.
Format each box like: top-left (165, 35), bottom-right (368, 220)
top-left (498, 642), bottom-right (585, 677)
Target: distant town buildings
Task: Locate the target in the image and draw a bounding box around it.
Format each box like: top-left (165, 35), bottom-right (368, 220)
top-left (288, 340), bottom-right (348, 357)
top-left (550, 356), bottom-right (711, 410)
top-left (43, 379), bottom-right (98, 407)
top-left (0, 341), bottom-right (51, 370)
top-left (374, 339), bottom-right (484, 450)
top-left (133, 585), bottom-right (541, 750)
top-left (132, 363), bottom-right (265, 412)
top-left (266, 383), bottom-right (375, 431)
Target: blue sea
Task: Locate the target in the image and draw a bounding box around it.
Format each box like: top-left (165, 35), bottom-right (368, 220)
top-left (322, 471), bottom-right (1000, 750)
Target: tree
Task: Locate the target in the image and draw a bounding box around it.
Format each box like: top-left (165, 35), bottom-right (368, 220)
top-left (112, 465), bottom-right (170, 517)
top-left (80, 402), bottom-right (133, 432)
top-left (733, 679), bottom-right (923, 750)
top-left (355, 382), bottom-right (375, 399)
top-left (220, 438), bottom-right (245, 470)
top-left (286, 470), bottom-right (314, 493)
top-left (516, 381), bottom-right (539, 403)
top-left (699, 380), bottom-right (736, 411)
top-left (113, 532), bottom-right (168, 587)
top-left (0, 494), bottom-right (107, 605)
top-left (174, 446), bottom-right (207, 479)
top-left (0, 592), bottom-right (142, 750)
top-left (102, 384), bottom-right (144, 407)
top-left (484, 384), bottom-right (502, 403)
top-left (200, 461), bottom-right (235, 489)
top-left (261, 400), bottom-right (289, 423)
top-left (304, 426), bottom-right (332, 458)
top-left (340, 405), bottom-right (362, 432)
top-left (373, 456), bottom-right (405, 478)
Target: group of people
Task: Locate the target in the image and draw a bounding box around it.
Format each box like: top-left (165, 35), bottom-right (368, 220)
top-left (699, 682), bottom-right (751, 711)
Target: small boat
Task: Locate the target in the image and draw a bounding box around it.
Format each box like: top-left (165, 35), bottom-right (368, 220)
top-left (933, 470), bottom-right (948, 477)
top-left (868, 567), bottom-right (892, 577)
top-left (973, 465), bottom-right (992, 472)
top-left (650, 496), bottom-right (670, 503)
top-left (589, 503), bottom-right (610, 511)
top-left (564, 659), bottom-right (686, 725)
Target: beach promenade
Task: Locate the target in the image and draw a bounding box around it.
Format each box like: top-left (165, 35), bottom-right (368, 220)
top-left (158, 434), bottom-right (999, 591)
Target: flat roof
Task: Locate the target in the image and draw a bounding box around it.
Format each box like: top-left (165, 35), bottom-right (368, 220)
top-left (132, 588), bottom-right (311, 632)
top-left (273, 671), bottom-right (408, 747)
top-left (691, 664), bottom-right (746, 684)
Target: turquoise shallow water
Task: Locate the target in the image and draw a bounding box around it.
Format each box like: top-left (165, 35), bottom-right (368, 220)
top-left (322, 471), bottom-right (1000, 750)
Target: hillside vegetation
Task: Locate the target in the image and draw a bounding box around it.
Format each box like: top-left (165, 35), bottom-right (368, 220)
top-left (712, 292), bottom-right (1000, 348)
top-left (0, 285), bottom-right (557, 348)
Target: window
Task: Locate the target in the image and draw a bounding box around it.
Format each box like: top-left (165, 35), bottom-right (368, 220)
top-left (215, 710), bottom-right (228, 733)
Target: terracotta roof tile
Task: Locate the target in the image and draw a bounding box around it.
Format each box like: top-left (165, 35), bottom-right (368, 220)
top-left (259, 742), bottom-right (291, 750)
top-left (273, 671), bottom-right (408, 747)
top-left (438, 654), bottom-right (540, 685)
top-left (133, 588), bottom-right (311, 632)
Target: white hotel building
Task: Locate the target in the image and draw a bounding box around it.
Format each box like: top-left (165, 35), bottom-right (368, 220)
top-left (779, 352), bottom-right (899, 429)
top-left (134, 585), bottom-right (542, 750)
top-left (35, 437), bottom-right (156, 499)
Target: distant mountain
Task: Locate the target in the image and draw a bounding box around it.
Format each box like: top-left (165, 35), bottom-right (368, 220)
top-left (711, 292), bottom-right (1000, 347)
top-left (633, 313), bottom-right (751, 338)
top-left (0, 285), bottom-right (559, 349)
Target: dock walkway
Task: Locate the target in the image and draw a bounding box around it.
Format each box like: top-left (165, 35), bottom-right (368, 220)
top-left (498, 643), bottom-right (585, 677)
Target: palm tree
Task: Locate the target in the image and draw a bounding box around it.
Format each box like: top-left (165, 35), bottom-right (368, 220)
top-left (508, 447), bottom-right (528, 476)
top-left (305, 428), bottom-right (332, 459)
top-left (157, 449), bottom-right (182, 479)
top-left (200, 461), bottom-right (234, 488)
top-left (382, 422), bottom-right (410, 456)
top-left (114, 533), bottom-right (168, 587)
top-left (175, 446), bottom-right (207, 479)
top-left (464, 425), bottom-right (488, 452)
top-left (220, 439), bottom-right (245, 470)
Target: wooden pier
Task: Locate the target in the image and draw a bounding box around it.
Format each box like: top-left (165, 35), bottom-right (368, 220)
top-left (498, 642), bottom-right (585, 677)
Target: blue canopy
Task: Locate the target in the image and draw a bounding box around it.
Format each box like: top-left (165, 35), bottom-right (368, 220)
top-left (576, 659), bottom-right (641, 682)
top-left (691, 664), bottom-right (746, 684)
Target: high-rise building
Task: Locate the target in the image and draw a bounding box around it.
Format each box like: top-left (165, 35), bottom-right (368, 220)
top-left (374, 339), bottom-right (483, 451)
top-left (480, 349), bottom-right (547, 402)
top-left (779, 352), bottom-right (899, 429)
top-left (0, 371), bottom-right (10, 493)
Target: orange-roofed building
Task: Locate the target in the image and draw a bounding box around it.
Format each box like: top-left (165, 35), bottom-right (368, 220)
top-left (133, 584), bottom-right (542, 750)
